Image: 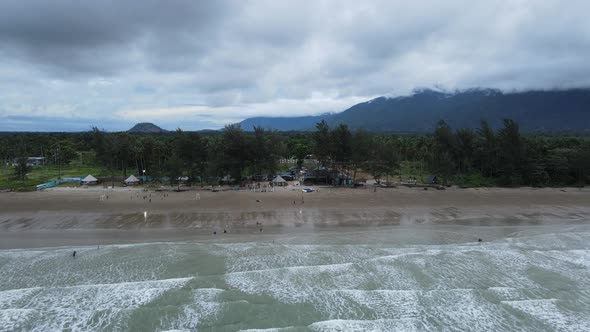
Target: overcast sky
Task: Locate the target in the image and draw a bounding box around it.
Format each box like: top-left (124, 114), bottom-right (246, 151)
top-left (1, 0), bottom-right (589, 131)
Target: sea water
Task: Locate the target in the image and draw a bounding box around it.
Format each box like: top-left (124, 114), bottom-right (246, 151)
top-left (1, 223), bottom-right (590, 331)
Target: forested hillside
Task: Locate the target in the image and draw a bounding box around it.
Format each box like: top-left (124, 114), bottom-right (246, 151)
top-left (239, 88), bottom-right (590, 132)
top-left (128, 122), bottom-right (168, 133)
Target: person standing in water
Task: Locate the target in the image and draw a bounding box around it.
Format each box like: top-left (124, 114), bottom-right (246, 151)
top-left (72, 251), bottom-right (76, 258)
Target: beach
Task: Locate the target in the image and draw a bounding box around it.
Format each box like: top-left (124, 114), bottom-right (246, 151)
top-left (1, 186), bottom-right (590, 331)
top-left (0, 186), bottom-right (589, 249)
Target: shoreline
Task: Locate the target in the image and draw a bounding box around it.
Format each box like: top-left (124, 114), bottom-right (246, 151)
top-left (1, 186), bottom-right (589, 249)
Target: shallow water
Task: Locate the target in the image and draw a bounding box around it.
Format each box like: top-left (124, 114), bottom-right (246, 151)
top-left (1, 223), bottom-right (590, 331)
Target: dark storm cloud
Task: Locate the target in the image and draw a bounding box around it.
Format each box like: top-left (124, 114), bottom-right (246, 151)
top-left (0, 0), bottom-right (233, 75)
top-left (1, 0), bottom-right (590, 131)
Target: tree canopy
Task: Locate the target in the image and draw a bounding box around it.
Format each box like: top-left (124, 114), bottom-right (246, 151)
top-left (1, 118), bottom-right (589, 189)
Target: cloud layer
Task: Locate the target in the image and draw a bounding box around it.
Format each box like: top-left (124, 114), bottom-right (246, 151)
top-left (1, 0), bottom-right (589, 131)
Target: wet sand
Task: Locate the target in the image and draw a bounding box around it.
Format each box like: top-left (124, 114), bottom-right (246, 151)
top-left (1, 186), bottom-right (589, 249)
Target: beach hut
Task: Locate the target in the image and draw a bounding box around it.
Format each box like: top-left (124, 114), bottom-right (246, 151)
top-left (124, 175), bottom-right (140, 185)
top-left (272, 175), bottom-right (288, 186)
top-left (279, 173), bottom-right (295, 181)
top-left (82, 174), bottom-right (98, 185)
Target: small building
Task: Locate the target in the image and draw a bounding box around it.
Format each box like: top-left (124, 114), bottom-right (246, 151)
top-left (303, 170), bottom-right (332, 185)
top-left (82, 174), bottom-right (98, 185)
top-left (12, 157), bottom-right (45, 167)
top-left (289, 166), bottom-right (307, 175)
top-left (272, 175), bottom-right (288, 186)
top-left (124, 175), bottom-right (140, 185)
top-left (279, 173), bottom-right (294, 181)
top-left (427, 175), bottom-right (438, 184)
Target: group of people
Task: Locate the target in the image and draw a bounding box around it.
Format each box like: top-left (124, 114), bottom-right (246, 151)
top-left (212, 221), bottom-right (265, 235)
top-left (126, 190), bottom-right (173, 203)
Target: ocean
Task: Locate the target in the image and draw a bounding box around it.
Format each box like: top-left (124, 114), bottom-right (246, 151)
top-left (1, 222), bottom-right (589, 331)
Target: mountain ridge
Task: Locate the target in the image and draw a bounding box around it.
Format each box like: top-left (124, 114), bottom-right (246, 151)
top-left (237, 88), bottom-right (590, 132)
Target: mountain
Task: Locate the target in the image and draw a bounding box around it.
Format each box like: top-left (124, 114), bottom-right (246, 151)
top-left (128, 122), bottom-right (167, 133)
top-left (239, 114), bottom-right (329, 131)
top-left (238, 88), bottom-right (590, 132)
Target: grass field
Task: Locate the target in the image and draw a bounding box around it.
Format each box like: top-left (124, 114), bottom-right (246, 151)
top-left (0, 161), bottom-right (125, 191)
top-left (450, 172), bottom-right (496, 187)
top-left (0, 158), bottom-right (490, 191)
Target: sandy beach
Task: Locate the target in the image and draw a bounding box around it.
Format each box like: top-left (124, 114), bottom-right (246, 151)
top-left (2, 187), bottom-right (590, 331)
top-left (1, 186), bottom-right (589, 249)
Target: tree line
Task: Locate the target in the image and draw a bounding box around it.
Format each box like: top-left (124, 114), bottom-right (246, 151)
top-left (1, 118), bottom-right (589, 187)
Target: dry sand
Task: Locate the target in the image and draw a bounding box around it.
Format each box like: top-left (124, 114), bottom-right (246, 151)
top-left (1, 186), bottom-right (589, 249)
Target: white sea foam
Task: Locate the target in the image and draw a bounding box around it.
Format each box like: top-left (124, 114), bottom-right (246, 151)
top-left (226, 263), bottom-right (355, 303)
top-left (2, 228), bottom-right (590, 331)
top-left (311, 288), bottom-right (516, 330)
top-left (420, 289), bottom-right (510, 331)
top-left (0, 287), bottom-right (42, 309)
top-left (219, 243), bottom-right (380, 274)
top-left (0, 250), bottom-right (46, 260)
top-left (224, 238), bottom-right (590, 330)
top-left (13, 278), bottom-right (192, 332)
top-left (0, 244), bottom-right (193, 290)
top-left (535, 250), bottom-right (590, 268)
top-left (171, 288), bottom-right (225, 331)
top-left (238, 328), bottom-right (295, 332)
top-left (333, 289), bottom-right (420, 319)
top-left (225, 250), bottom-right (545, 330)
top-left (487, 287), bottom-right (528, 301)
top-left (309, 318), bottom-right (422, 332)
top-left (0, 309), bottom-right (36, 332)
top-left (503, 299), bottom-right (590, 331)
top-left (505, 231), bottom-right (590, 250)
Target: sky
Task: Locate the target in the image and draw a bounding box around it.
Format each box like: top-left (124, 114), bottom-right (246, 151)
top-left (1, 0), bottom-right (589, 131)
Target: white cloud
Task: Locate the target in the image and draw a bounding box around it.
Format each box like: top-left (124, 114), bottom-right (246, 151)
top-left (87, 79), bottom-right (114, 87)
top-left (116, 95), bottom-right (369, 128)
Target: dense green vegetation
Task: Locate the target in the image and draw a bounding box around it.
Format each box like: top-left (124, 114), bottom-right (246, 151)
top-left (1, 118), bottom-right (589, 191)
